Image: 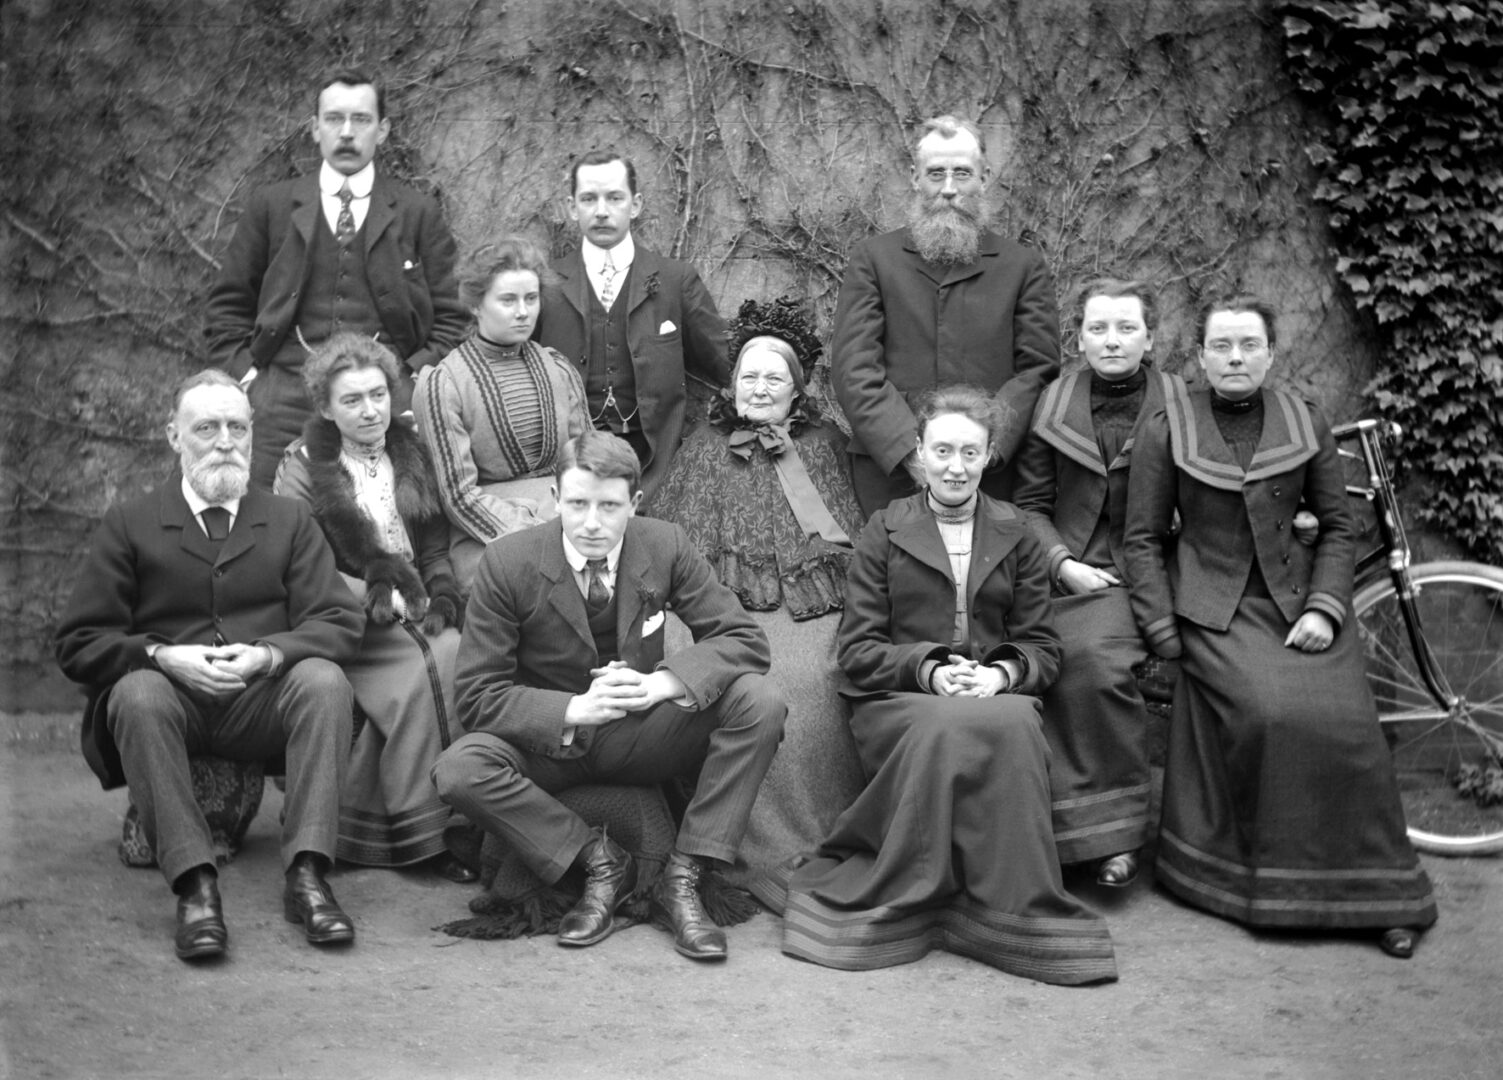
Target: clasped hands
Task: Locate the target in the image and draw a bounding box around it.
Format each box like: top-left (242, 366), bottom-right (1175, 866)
top-left (565, 660), bottom-right (688, 727)
top-left (931, 655), bottom-right (1014, 698)
top-left (152, 642), bottom-right (273, 696)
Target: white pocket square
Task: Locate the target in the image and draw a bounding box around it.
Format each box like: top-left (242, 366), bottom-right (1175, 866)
top-left (641, 610), bottom-right (665, 637)
top-left (658, 320), bottom-right (677, 335)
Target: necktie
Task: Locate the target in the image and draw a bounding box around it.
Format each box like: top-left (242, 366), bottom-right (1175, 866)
top-left (585, 557), bottom-right (611, 612)
top-left (335, 182), bottom-right (355, 246)
top-left (201, 506), bottom-right (231, 542)
top-left (599, 251), bottom-right (618, 308)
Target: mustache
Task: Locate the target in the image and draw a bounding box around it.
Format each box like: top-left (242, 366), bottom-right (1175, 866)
top-left (185, 453), bottom-right (250, 503)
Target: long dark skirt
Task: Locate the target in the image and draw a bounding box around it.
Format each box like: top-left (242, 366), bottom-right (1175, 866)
top-left (338, 620), bottom-right (463, 867)
top-left (761, 691), bottom-right (1117, 985)
top-left (1158, 595), bottom-right (1438, 930)
top-left (1041, 587), bottom-right (1153, 864)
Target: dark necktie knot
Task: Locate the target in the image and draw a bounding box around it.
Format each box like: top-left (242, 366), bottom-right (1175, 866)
top-left (201, 506), bottom-right (231, 542)
top-left (585, 557), bottom-right (610, 613)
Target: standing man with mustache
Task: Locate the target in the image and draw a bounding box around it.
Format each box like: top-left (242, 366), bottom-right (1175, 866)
top-left (56, 370), bottom-right (365, 961)
top-left (832, 115), bottom-right (1061, 514)
top-left (206, 68), bottom-right (468, 489)
top-left (533, 150), bottom-right (728, 502)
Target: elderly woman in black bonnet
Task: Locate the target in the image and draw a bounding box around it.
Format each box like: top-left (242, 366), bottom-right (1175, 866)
top-left (645, 298), bottom-right (868, 870)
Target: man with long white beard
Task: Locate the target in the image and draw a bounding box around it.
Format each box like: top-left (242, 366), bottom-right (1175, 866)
top-left (832, 115), bottom-right (1061, 514)
top-left (56, 369), bottom-right (365, 962)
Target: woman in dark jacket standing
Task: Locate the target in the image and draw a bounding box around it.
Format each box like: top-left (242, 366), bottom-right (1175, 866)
top-left (762, 386), bottom-right (1117, 985)
top-left (1124, 294), bottom-right (1436, 957)
top-left (276, 332), bottom-right (471, 879)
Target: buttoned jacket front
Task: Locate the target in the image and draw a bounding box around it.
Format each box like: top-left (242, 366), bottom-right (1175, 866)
top-left (1013, 367), bottom-right (1181, 581)
top-left (1123, 384), bottom-right (1354, 652)
top-left (54, 480), bottom-right (364, 788)
top-left (204, 172), bottom-right (468, 378)
top-left (533, 246), bottom-right (727, 498)
top-left (453, 515), bottom-right (768, 761)
top-left (831, 228), bottom-right (1061, 475)
top-left (837, 492), bottom-right (1062, 697)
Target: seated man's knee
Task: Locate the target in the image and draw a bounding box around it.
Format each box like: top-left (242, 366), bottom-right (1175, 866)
top-left (431, 733), bottom-right (523, 803)
top-left (723, 673), bottom-right (788, 741)
top-left (282, 657), bottom-right (352, 703)
top-left (105, 670), bottom-right (181, 733)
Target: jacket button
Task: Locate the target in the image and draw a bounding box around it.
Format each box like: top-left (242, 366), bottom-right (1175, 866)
top-left (1273, 486), bottom-right (1282, 496)
top-left (214, 569), bottom-right (223, 577)
top-left (1291, 585), bottom-right (1301, 594)
top-left (1276, 519), bottom-right (1284, 529)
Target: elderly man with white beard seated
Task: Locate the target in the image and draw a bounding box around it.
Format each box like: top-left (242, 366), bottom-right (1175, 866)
top-left (832, 114), bottom-right (1061, 514)
top-left (55, 369), bottom-right (365, 962)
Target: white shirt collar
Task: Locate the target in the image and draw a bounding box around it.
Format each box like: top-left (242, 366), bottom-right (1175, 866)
top-left (180, 475), bottom-right (241, 531)
top-left (320, 160), bottom-right (376, 199)
top-left (561, 530), bottom-right (623, 575)
top-left (581, 232), bottom-right (634, 277)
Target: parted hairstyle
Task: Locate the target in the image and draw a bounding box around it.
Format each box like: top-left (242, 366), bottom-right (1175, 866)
top-left (1197, 293), bottom-right (1279, 350)
top-left (316, 67), bottom-right (385, 120)
top-left (458, 236), bottom-right (558, 309)
top-left (571, 149), bottom-right (639, 196)
top-left (555, 430), bottom-right (643, 496)
top-left (301, 332), bottom-right (401, 409)
top-left (1073, 277), bottom-right (1159, 334)
top-left (914, 384), bottom-right (1006, 466)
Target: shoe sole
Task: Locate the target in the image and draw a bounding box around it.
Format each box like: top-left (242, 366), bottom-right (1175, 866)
top-left (283, 899), bottom-right (355, 945)
top-left (648, 912), bottom-right (728, 961)
top-left (557, 915), bottom-right (620, 948)
top-left (175, 938), bottom-right (226, 961)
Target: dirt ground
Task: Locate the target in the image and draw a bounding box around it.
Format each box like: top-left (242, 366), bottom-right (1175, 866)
top-left (3, 711), bottom-right (1500, 1080)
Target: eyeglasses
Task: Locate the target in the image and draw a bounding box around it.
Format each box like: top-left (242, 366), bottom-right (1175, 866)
top-left (1203, 340), bottom-right (1269, 358)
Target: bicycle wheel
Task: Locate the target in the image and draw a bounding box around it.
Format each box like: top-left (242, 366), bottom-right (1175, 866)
top-left (1354, 560), bottom-right (1503, 855)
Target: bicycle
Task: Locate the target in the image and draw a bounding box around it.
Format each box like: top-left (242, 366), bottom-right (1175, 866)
top-left (1337, 418), bottom-right (1503, 855)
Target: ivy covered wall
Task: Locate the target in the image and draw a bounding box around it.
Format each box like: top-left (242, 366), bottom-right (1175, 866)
top-left (2, 0), bottom-right (1390, 705)
top-left (1282, 0), bottom-right (1503, 564)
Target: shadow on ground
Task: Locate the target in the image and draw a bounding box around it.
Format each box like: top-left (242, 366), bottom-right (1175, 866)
top-left (3, 713), bottom-right (1500, 1080)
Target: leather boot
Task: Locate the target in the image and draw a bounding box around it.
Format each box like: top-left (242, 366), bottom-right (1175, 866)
top-left (649, 850), bottom-right (727, 961)
top-left (174, 865), bottom-right (227, 961)
top-left (283, 852), bottom-right (355, 945)
top-left (558, 829), bottom-right (638, 947)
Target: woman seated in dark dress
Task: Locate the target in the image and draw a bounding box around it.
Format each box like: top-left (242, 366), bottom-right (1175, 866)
top-left (759, 385), bottom-right (1118, 985)
top-left (275, 332), bottom-right (472, 881)
top-left (414, 236), bottom-right (590, 591)
top-left (1124, 293), bottom-right (1437, 958)
top-left (1014, 277), bottom-right (1182, 888)
top-left (644, 298), bottom-right (867, 870)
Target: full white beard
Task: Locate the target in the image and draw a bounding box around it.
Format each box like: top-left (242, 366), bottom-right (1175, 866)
top-left (185, 456), bottom-right (250, 503)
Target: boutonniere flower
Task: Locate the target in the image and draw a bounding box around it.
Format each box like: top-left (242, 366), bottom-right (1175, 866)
top-left (636, 584), bottom-right (659, 609)
top-left (643, 272), bottom-right (661, 298)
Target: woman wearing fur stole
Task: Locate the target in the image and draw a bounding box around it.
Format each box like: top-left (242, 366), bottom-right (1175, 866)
top-left (275, 332), bottom-right (473, 880)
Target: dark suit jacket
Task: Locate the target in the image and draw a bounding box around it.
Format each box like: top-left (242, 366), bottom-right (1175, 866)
top-left (1013, 367), bottom-right (1181, 581)
top-left (831, 228), bottom-right (1061, 476)
top-left (454, 515), bottom-right (769, 760)
top-left (204, 171), bottom-right (468, 378)
top-left (1123, 384), bottom-right (1354, 656)
top-left (54, 478), bottom-right (364, 789)
top-left (533, 245), bottom-right (727, 498)
top-left (837, 493), bottom-right (1061, 697)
